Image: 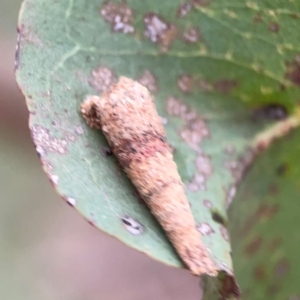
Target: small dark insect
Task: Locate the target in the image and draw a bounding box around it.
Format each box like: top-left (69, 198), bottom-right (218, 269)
top-left (252, 104), bottom-right (288, 121)
top-left (211, 210), bottom-right (227, 227)
top-left (276, 163), bottom-right (288, 176)
top-left (101, 146), bottom-right (113, 157)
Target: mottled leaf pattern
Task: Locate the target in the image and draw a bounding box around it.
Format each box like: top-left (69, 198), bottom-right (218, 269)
top-left (16, 0), bottom-right (300, 298)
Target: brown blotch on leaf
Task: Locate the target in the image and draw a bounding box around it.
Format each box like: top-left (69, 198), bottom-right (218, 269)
top-left (166, 96), bottom-right (209, 151)
top-left (138, 70), bottom-right (158, 93)
top-left (197, 222), bottom-right (215, 235)
top-left (220, 226), bottom-right (229, 241)
top-left (31, 125), bottom-right (68, 156)
top-left (277, 163), bottom-right (288, 176)
top-left (268, 22), bottom-right (279, 33)
top-left (226, 185), bottom-right (237, 209)
top-left (244, 236), bottom-right (262, 255)
top-left (203, 199), bottom-right (213, 208)
top-left (258, 204), bottom-right (279, 219)
top-left (17, 24), bottom-right (43, 48)
top-left (143, 13), bottom-right (177, 52)
top-left (240, 204), bottom-right (279, 236)
top-left (254, 14), bottom-right (263, 23)
top-left (285, 56), bottom-right (300, 87)
top-left (254, 264), bottom-right (266, 280)
top-left (177, 74), bottom-right (194, 93)
top-left (89, 66), bottom-right (116, 93)
top-left (100, 1), bottom-right (135, 33)
top-left (75, 125), bottom-right (84, 135)
top-left (225, 150), bottom-right (256, 184)
top-left (239, 213), bottom-right (259, 237)
top-left (188, 154), bottom-right (212, 192)
top-left (214, 79), bottom-right (237, 94)
top-left (224, 160), bottom-right (238, 177)
top-left (81, 77), bottom-right (217, 276)
top-left (166, 97), bottom-right (211, 191)
top-left (183, 27), bottom-right (201, 44)
top-left (181, 119), bottom-right (210, 152)
top-left (192, 0), bottom-right (211, 7)
top-left (274, 258), bottom-right (290, 278)
top-left (66, 133), bottom-right (76, 142)
top-left (177, 2), bottom-right (192, 18)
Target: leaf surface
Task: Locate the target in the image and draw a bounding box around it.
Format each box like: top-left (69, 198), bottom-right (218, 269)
top-left (16, 0), bottom-right (300, 298)
top-left (229, 128), bottom-right (300, 300)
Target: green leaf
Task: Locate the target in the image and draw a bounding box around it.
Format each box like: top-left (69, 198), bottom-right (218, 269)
top-left (16, 0), bottom-right (300, 298)
top-left (229, 128), bottom-right (300, 300)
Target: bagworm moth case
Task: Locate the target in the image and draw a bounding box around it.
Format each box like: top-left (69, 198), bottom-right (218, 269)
top-left (81, 77), bottom-right (217, 276)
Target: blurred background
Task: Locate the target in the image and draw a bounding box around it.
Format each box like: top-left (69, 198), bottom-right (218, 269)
top-left (0, 1), bottom-right (200, 299)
